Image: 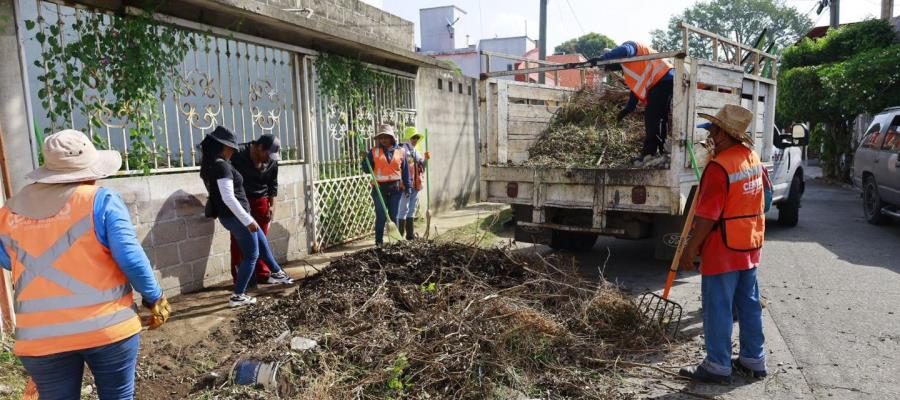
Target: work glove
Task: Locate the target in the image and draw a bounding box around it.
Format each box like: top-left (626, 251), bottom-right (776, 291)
top-left (143, 296), bottom-right (171, 330)
top-left (424, 151), bottom-right (431, 160)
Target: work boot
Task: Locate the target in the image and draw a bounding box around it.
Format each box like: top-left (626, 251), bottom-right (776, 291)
top-left (732, 358), bottom-right (767, 380)
top-left (398, 218), bottom-right (406, 236)
top-left (678, 364), bottom-right (732, 384)
top-left (405, 218), bottom-right (415, 240)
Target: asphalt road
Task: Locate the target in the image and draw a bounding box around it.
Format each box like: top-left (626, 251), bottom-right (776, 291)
top-left (564, 180), bottom-right (900, 399)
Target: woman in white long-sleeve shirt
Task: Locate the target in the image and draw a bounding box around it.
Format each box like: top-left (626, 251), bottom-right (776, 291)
top-left (199, 127), bottom-right (294, 307)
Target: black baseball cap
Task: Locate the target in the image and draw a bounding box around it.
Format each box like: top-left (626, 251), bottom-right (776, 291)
top-left (254, 134), bottom-right (281, 161)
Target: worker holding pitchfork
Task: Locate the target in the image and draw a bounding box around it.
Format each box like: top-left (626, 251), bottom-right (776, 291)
top-left (677, 104), bottom-right (771, 384)
top-left (361, 124), bottom-right (411, 246)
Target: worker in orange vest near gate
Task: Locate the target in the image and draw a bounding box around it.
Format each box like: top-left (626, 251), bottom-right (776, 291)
top-left (591, 41), bottom-right (674, 167)
top-left (361, 124), bottom-right (411, 246)
top-left (677, 104), bottom-right (771, 383)
top-left (0, 130), bottom-right (170, 400)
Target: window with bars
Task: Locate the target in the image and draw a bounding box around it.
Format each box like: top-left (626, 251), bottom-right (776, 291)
top-left (18, 0), bottom-right (308, 174)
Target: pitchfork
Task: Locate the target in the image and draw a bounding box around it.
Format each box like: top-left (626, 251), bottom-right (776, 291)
top-left (638, 138), bottom-right (704, 337)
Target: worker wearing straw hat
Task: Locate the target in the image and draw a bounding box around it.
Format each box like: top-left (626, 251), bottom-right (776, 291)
top-left (397, 127), bottom-right (430, 240)
top-left (678, 104), bottom-right (771, 383)
top-left (362, 124), bottom-right (411, 246)
top-left (0, 129), bottom-right (170, 399)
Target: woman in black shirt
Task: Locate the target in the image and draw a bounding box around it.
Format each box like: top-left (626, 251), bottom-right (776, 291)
top-left (199, 126), bottom-right (293, 307)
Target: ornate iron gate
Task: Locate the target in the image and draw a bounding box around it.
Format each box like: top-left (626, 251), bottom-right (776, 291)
top-left (309, 67), bottom-right (416, 251)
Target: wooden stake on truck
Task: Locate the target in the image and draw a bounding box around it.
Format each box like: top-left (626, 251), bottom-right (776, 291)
top-left (0, 121), bottom-right (15, 337)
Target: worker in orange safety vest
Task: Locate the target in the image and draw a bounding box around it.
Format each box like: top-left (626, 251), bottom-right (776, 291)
top-left (0, 130), bottom-right (170, 399)
top-left (590, 41), bottom-right (674, 167)
top-left (361, 124), bottom-right (411, 246)
top-left (677, 104), bottom-right (771, 383)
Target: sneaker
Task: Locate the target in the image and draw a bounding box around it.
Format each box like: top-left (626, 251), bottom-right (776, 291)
top-left (679, 364), bottom-right (733, 384)
top-left (229, 294), bottom-right (257, 308)
top-left (732, 358), bottom-right (767, 379)
top-left (266, 271), bottom-right (294, 285)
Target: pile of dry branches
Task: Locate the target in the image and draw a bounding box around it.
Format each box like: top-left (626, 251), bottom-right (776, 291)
top-left (522, 83), bottom-right (646, 169)
top-left (224, 241), bottom-right (665, 399)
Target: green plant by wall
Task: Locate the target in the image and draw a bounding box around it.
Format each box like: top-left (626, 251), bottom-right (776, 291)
top-left (26, 6), bottom-right (205, 174)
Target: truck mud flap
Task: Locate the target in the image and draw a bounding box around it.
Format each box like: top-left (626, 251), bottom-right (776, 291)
top-left (515, 224), bottom-right (552, 245)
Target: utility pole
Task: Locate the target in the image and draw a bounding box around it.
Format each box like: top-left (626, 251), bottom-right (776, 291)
top-left (829, 0), bottom-right (840, 29)
top-left (882, 0), bottom-right (894, 20)
top-left (538, 0), bottom-right (548, 84)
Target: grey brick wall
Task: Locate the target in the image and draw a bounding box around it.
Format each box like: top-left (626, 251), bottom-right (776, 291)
top-left (258, 0), bottom-right (414, 50)
top-left (100, 164), bottom-right (311, 298)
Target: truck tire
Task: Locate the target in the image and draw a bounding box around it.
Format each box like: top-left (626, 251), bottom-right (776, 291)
top-left (550, 230), bottom-right (598, 252)
top-left (863, 177), bottom-right (887, 225)
top-left (778, 173), bottom-right (802, 227)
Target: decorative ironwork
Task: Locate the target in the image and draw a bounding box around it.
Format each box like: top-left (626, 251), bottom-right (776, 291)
top-left (176, 70), bottom-right (222, 131)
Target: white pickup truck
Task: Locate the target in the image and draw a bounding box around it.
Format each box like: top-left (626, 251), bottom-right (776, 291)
top-left (478, 24), bottom-right (807, 257)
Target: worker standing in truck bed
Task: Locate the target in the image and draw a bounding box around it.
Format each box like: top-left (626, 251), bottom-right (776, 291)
top-left (591, 41), bottom-right (674, 167)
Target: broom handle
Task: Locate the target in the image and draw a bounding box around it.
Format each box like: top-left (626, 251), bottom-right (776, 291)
top-left (661, 139), bottom-right (704, 300)
top-left (424, 129), bottom-right (431, 214)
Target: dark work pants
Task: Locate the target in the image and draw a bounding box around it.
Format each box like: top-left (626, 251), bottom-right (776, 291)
top-left (642, 79), bottom-right (674, 157)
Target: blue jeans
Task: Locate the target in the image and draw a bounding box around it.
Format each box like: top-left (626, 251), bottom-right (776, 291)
top-left (701, 268), bottom-right (766, 375)
top-left (372, 185), bottom-right (402, 244)
top-left (19, 334), bottom-right (140, 400)
top-left (219, 216), bottom-right (283, 295)
top-left (397, 189), bottom-right (419, 219)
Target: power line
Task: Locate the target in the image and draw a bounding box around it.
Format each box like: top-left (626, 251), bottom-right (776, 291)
top-left (565, 0), bottom-right (586, 35)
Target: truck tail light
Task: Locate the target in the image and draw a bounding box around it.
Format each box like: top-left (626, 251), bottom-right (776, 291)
top-left (507, 182), bottom-right (519, 198)
top-left (632, 186), bottom-right (647, 204)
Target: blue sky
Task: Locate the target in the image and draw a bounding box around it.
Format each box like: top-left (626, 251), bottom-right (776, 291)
top-left (362, 0), bottom-right (896, 49)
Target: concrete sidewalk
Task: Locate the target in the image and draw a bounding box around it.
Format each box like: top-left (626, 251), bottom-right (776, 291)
top-left (144, 202), bottom-right (508, 348)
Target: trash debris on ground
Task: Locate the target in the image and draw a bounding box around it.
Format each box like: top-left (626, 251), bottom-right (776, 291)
top-left (202, 241), bottom-right (668, 399)
top-left (521, 83), bottom-right (655, 169)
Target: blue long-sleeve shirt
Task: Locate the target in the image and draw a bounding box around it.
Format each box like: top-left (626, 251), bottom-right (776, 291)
top-left (600, 41), bottom-right (674, 114)
top-left (361, 145), bottom-right (412, 190)
top-left (0, 188), bottom-right (163, 304)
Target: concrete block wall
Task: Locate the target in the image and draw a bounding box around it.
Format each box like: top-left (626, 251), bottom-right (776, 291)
top-left (416, 67), bottom-right (480, 212)
top-left (257, 0), bottom-right (414, 51)
top-left (100, 164), bottom-right (311, 297)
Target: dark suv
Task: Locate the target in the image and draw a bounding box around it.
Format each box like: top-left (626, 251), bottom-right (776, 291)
top-left (851, 107), bottom-right (900, 224)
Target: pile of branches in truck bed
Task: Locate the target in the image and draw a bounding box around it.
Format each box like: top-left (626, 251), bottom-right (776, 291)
top-left (523, 83), bottom-right (647, 168)
top-left (222, 241), bottom-right (667, 399)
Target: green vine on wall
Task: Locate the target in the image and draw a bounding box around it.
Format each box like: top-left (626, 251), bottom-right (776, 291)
top-left (26, 6), bottom-right (206, 174)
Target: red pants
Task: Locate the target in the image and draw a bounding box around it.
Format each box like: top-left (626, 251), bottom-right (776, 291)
top-left (230, 197), bottom-right (272, 282)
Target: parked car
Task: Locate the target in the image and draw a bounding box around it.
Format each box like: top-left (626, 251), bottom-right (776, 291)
top-left (851, 106), bottom-right (900, 224)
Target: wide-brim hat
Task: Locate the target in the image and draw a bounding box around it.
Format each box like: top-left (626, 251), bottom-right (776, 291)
top-left (402, 126), bottom-right (425, 141)
top-left (697, 104), bottom-right (754, 145)
top-left (205, 126), bottom-right (239, 150)
top-left (373, 123), bottom-right (397, 143)
top-left (26, 129), bottom-right (123, 184)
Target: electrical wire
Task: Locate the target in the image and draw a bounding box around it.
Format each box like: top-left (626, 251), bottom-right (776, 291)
top-left (565, 0), bottom-right (586, 35)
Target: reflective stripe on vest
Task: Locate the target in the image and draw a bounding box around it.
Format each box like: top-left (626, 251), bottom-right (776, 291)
top-left (0, 185), bottom-right (141, 356)
top-left (708, 146), bottom-right (766, 251)
top-left (621, 42), bottom-right (673, 103)
top-left (373, 147), bottom-right (404, 183)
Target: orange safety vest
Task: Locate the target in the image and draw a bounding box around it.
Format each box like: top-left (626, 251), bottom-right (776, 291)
top-left (372, 146), bottom-right (405, 183)
top-left (706, 145), bottom-right (766, 251)
top-left (403, 144), bottom-right (424, 191)
top-left (621, 42), bottom-right (673, 105)
top-left (0, 185), bottom-right (141, 357)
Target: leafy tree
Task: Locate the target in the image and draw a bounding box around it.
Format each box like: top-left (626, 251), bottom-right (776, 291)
top-left (778, 19), bottom-right (900, 180)
top-left (650, 0), bottom-right (812, 58)
top-left (554, 32), bottom-right (617, 58)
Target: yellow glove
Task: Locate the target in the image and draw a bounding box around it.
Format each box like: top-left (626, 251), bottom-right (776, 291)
top-left (144, 296), bottom-right (171, 330)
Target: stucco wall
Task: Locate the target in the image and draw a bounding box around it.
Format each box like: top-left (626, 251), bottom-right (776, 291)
top-left (256, 0), bottom-right (414, 51)
top-left (99, 164), bottom-right (312, 296)
top-left (416, 67), bottom-right (479, 212)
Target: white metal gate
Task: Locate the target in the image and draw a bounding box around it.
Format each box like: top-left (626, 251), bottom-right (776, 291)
top-left (309, 68), bottom-right (416, 251)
